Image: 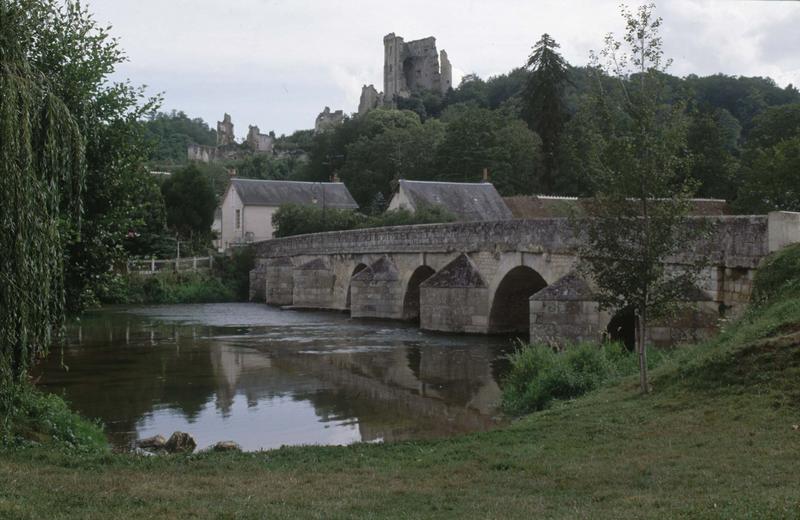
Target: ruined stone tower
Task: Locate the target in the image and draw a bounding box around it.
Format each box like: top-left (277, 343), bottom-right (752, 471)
top-left (217, 113), bottom-right (234, 146)
top-left (246, 125), bottom-right (273, 153)
top-left (382, 33), bottom-right (452, 107)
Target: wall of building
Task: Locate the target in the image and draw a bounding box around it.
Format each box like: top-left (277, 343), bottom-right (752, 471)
top-left (220, 187), bottom-right (243, 250)
top-left (187, 144), bottom-right (218, 163)
top-left (386, 187), bottom-right (412, 212)
top-left (242, 205), bottom-right (277, 243)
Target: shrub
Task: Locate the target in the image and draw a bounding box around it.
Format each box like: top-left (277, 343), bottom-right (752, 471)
top-left (271, 203), bottom-right (455, 238)
top-left (213, 247), bottom-right (255, 300)
top-left (0, 383), bottom-right (107, 452)
top-left (501, 342), bottom-right (668, 415)
top-left (272, 204), bottom-right (367, 238)
top-left (101, 271), bottom-right (238, 305)
top-left (361, 205), bottom-right (455, 229)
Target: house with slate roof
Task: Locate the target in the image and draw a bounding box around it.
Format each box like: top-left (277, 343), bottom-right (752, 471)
top-left (387, 180), bottom-right (512, 222)
top-left (219, 178), bottom-right (358, 250)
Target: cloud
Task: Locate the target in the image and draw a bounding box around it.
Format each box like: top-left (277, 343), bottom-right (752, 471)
top-left (86, 0), bottom-right (800, 134)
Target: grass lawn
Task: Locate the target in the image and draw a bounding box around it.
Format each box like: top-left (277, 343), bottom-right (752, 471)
top-left (2, 254), bottom-right (800, 518)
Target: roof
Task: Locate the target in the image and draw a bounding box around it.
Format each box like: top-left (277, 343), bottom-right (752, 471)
top-left (504, 195), bottom-right (729, 219)
top-left (228, 179), bottom-right (358, 209)
top-left (396, 180), bottom-right (512, 221)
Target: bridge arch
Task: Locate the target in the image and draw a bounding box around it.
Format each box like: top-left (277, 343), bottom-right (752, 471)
top-left (606, 306), bottom-right (637, 351)
top-left (488, 266), bottom-right (547, 334)
top-left (402, 265), bottom-right (436, 321)
top-left (345, 262), bottom-right (369, 309)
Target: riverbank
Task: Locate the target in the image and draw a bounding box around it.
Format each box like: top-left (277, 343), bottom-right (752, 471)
top-left (2, 301), bottom-right (799, 517)
top-left (100, 249), bottom-right (254, 305)
top-left (2, 247), bottom-right (799, 518)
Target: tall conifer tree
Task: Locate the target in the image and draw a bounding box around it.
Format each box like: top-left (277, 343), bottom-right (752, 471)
top-left (522, 33), bottom-right (570, 193)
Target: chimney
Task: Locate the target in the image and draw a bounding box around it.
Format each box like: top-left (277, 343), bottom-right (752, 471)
top-left (482, 167), bottom-right (489, 182)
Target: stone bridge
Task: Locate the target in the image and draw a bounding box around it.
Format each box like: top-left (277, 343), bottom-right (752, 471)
top-left (250, 212), bottom-right (800, 346)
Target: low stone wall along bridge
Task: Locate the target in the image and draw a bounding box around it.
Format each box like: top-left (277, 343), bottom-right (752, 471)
top-left (250, 212), bottom-right (800, 347)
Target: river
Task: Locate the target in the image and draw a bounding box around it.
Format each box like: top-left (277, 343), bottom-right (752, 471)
top-left (36, 303), bottom-right (517, 451)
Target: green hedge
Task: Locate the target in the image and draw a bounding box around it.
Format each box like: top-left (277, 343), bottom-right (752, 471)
top-left (272, 204), bottom-right (455, 238)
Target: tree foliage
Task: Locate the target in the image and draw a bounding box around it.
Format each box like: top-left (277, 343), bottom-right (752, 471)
top-left (577, 2), bottom-right (705, 393)
top-left (436, 105), bottom-right (544, 194)
top-left (271, 204), bottom-right (455, 238)
top-left (143, 110), bottom-right (216, 164)
top-left (734, 103), bottom-right (800, 213)
top-left (522, 33), bottom-right (571, 192)
top-left (2, 0), bottom-right (162, 315)
top-left (1, 0), bottom-right (87, 384)
top-left (161, 165), bottom-right (217, 238)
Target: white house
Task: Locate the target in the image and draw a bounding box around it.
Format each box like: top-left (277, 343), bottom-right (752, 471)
top-left (211, 207), bottom-right (222, 252)
top-left (219, 179), bottom-right (358, 250)
top-left (387, 180), bottom-right (512, 221)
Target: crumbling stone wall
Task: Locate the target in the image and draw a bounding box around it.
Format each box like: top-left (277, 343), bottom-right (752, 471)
top-left (217, 113), bottom-right (234, 146)
top-left (383, 33), bottom-right (451, 107)
top-left (358, 84), bottom-right (383, 115)
top-left (246, 125), bottom-right (273, 153)
top-left (315, 106), bottom-right (345, 133)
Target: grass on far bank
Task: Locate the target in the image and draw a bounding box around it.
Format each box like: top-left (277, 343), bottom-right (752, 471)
top-left (1, 247), bottom-right (800, 519)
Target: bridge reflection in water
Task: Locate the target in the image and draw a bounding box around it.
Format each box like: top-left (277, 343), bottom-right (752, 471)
top-left (36, 303), bottom-right (514, 451)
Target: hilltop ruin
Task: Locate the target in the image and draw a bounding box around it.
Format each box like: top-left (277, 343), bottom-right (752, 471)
top-left (359, 32), bottom-right (453, 114)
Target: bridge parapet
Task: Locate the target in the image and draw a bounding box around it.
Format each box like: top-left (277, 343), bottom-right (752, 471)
top-left (254, 216), bottom-right (770, 270)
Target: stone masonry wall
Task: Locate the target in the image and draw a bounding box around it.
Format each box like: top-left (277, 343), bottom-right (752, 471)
top-left (254, 217), bottom-right (770, 271)
top-left (264, 258), bottom-right (294, 306)
top-left (420, 286), bottom-right (490, 334)
top-left (292, 260), bottom-right (336, 309)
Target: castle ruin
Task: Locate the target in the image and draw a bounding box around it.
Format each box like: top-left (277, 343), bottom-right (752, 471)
top-left (187, 113), bottom-right (274, 163)
top-left (246, 125), bottom-right (274, 153)
top-left (359, 33), bottom-right (453, 114)
top-left (315, 106), bottom-right (345, 133)
top-left (217, 113), bottom-right (235, 146)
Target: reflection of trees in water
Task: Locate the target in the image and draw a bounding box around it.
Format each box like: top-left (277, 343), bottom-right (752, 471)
top-left (36, 314), bottom-right (218, 447)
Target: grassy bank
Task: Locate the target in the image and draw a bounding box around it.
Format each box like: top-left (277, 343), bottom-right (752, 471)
top-left (1, 248), bottom-right (799, 518)
top-left (99, 249), bottom-right (254, 305)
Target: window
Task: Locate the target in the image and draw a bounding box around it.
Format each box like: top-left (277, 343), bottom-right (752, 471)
top-left (235, 209), bottom-right (241, 229)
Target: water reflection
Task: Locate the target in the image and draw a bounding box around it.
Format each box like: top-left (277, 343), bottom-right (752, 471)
top-left (36, 303), bottom-right (514, 451)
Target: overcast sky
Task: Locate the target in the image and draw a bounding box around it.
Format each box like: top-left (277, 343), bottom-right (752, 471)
top-left (87, 0), bottom-right (800, 137)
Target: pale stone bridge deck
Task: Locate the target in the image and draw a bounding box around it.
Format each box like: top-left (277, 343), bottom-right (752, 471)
top-left (250, 213), bottom-right (800, 345)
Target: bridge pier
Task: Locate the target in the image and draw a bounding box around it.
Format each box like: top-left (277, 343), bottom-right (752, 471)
top-left (264, 257), bottom-right (294, 306)
top-left (292, 258), bottom-right (337, 309)
top-left (350, 257), bottom-right (406, 319)
top-left (420, 254), bottom-right (491, 334)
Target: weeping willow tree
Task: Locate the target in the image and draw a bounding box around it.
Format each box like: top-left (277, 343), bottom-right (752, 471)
top-left (0, 2), bottom-right (86, 386)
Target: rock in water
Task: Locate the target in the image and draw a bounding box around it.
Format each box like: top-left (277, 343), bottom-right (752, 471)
top-left (137, 434), bottom-right (166, 450)
top-left (212, 441), bottom-right (242, 452)
top-left (165, 431), bottom-right (197, 454)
